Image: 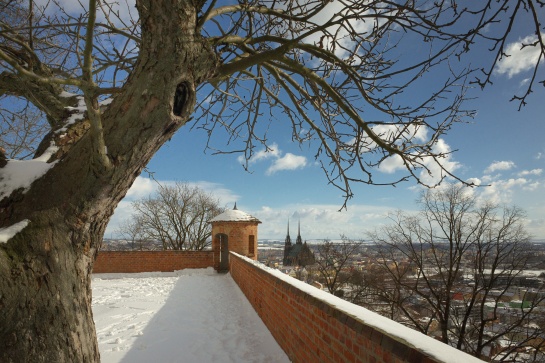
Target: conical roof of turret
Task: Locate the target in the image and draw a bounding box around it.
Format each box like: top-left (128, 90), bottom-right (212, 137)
top-left (210, 204), bottom-right (261, 223)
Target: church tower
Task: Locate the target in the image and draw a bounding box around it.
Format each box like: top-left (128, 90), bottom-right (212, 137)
top-left (282, 218), bottom-right (315, 267)
top-left (283, 220), bottom-right (292, 266)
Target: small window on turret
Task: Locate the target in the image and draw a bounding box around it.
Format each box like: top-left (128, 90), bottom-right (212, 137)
top-left (249, 235), bottom-right (255, 256)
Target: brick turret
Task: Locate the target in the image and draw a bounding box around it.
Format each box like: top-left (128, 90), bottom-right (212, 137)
top-left (210, 203), bottom-right (261, 272)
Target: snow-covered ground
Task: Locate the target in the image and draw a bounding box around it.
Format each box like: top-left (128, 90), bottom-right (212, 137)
top-left (92, 268), bottom-right (289, 363)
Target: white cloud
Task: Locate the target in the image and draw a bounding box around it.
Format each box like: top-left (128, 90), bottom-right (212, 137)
top-left (104, 200), bottom-right (134, 238)
top-left (125, 176), bottom-right (156, 199)
top-left (126, 178), bottom-right (240, 205)
top-left (471, 163), bottom-right (543, 208)
top-left (503, 178), bottom-right (529, 189)
top-left (305, 2), bottom-right (376, 59)
top-left (250, 203), bottom-right (397, 240)
top-left (478, 178), bottom-right (528, 204)
top-left (353, 124), bottom-right (458, 186)
top-left (523, 181), bottom-right (540, 192)
top-left (484, 160), bottom-right (516, 174)
top-left (418, 139), bottom-right (460, 186)
top-left (247, 182), bottom-right (545, 240)
top-left (360, 124), bottom-right (438, 177)
top-left (536, 152), bottom-right (544, 160)
top-left (378, 154), bottom-right (404, 174)
top-left (466, 177), bottom-right (482, 186)
top-left (518, 169), bottom-right (543, 177)
top-left (495, 33), bottom-right (544, 78)
top-left (266, 153), bottom-right (307, 175)
top-left (376, 135), bottom-right (458, 186)
top-left (242, 144), bottom-right (308, 175)
top-left (363, 124), bottom-right (428, 151)
top-left (247, 179), bottom-right (544, 240)
top-left (238, 143), bottom-right (281, 165)
top-left (188, 181), bottom-right (240, 206)
top-left (524, 203), bottom-right (545, 239)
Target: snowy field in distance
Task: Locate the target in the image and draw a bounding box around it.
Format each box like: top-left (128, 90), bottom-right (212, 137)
top-left (92, 268), bottom-right (289, 363)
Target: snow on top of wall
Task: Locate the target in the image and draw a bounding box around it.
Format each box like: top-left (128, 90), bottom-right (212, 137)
top-left (210, 208), bottom-right (261, 223)
top-left (233, 252), bottom-right (485, 363)
top-left (0, 219), bottom-right (30, 243)
top-left (0, 143), bottom-right (59, 200)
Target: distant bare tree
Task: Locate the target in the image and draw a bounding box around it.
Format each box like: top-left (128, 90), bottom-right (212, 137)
top-left (342, 268), bottom-right (370, 305)
top-left (115, 216), bottom-right (145, 250)
top-left (370, 184), bottom-right (545, 361)
top-left (315, 237), bottom-right (362, 296)
top-left (130, 182), bottom-right (224, 251)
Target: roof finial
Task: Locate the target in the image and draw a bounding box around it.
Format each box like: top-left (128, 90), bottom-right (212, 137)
top-left (233, 202), bottom-right (238, 210)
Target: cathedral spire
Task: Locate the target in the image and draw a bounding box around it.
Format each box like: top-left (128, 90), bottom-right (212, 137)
top-left (296, 219), bottom-right (303, 244)
top-left (285, 219), bottom-right (292, 246)
top-left (287, 219), bottom-right (290, 237)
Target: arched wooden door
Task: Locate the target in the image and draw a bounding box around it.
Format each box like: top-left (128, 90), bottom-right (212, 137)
top-left (218, 233), bottom-right (229, 271)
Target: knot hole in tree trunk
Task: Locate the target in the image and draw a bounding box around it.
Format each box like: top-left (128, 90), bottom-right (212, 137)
top-left (173, 81), bottom-right (191, 117)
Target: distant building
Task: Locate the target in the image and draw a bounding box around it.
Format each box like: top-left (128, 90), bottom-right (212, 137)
top-left (283, 220), bottom-right (315, 267)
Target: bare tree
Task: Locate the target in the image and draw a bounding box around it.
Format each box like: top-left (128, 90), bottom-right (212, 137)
top-left (370, 184), bottom-right (545, 361)
top-left (343, 264), bottom-right (395, 309)
top-left (115, 216), bottom-right (145, 250)
top-left (315, 237), bottom-right (362, 296)
top-left (130, 182), bottom-right (224, 251)
top-left (0, 0), bottom-right (543, 361)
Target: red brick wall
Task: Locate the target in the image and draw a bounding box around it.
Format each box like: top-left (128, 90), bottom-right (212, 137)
top-left (93, 251), bottom-right (214, 273)
top-left (229, 252), bottom-right (483, 363)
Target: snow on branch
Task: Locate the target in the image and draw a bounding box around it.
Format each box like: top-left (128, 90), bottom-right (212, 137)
top-left (0, 219), bottom-right (30, 243)
top-left (58, 94), bottom-right (87, 133)
top-left (0, 143), bottom-right (59, 200)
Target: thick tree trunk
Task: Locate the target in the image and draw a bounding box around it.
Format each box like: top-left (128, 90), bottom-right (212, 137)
top-left (0, 216), bottom-right (104, 362)
top-left (0, 1), bottom-right (216, 361)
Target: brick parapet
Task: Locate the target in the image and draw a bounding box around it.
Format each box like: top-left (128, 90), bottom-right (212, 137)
top-left (229, 252), bottom-right (484, 363)
top-left (93, 251), bottom-right (214, 273)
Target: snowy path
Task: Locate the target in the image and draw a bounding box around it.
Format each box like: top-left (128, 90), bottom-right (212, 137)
top-left (92, 268), bottom-right (290, 363)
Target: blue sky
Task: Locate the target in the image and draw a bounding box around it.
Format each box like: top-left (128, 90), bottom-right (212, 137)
top-left (106, 73), bottom-right (545, 240)
top-left (105, 2), bottom-right (545, 241)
